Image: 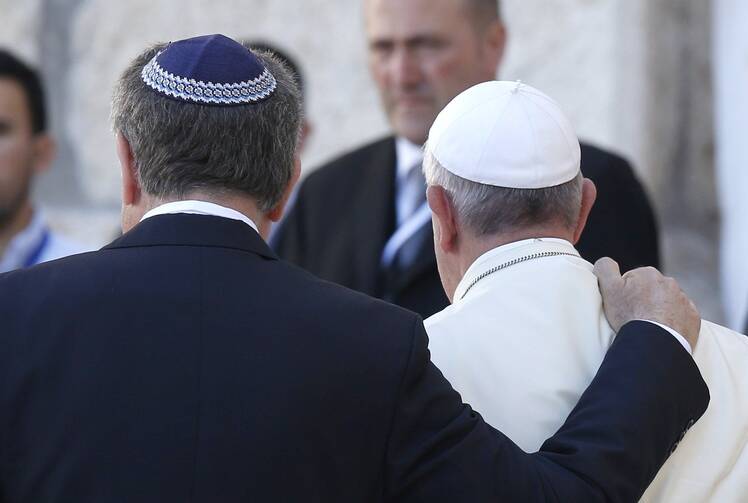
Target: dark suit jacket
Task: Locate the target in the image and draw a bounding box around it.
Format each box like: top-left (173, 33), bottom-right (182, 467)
top-left (275, 137), bottom-right (660, 318)
top-left (0, 214), bottom-right (706, 502)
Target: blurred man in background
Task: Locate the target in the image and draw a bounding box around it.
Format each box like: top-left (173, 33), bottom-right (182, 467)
top-left (275, 0), bottom-right (660, 318)
top-left (0, 50), bottom-right (87, 272)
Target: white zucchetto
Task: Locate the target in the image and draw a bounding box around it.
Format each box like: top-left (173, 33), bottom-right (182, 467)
top-left (426, 81), bottom-right (581, 189)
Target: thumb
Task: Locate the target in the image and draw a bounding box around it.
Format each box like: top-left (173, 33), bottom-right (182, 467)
top-left (594, 257), bottom-right (623, 295)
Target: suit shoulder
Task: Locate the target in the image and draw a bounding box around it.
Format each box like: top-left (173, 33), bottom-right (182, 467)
top-left (0, 251), bottom-right (102, 326)
top-left (579, 142), bottom-right (651, 199)
top-left (579, 142), bottom-right (637, 179)
top-left (0, 250), bottom-right (99, 287)
top-left (302, 136), bottom-right (394, 189)
top-left (273, 257), bottom-right (421, 328)
top-left (580, 142), bottom-right (630, 166)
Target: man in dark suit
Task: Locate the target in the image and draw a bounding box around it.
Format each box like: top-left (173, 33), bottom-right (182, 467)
top-left (275, 0), bottom-right (660, 318)
top-left (0, 34), bottom-right (708, 502)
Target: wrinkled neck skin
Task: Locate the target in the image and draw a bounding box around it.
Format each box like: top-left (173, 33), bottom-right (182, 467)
top-left (442, 223), bottom-right (574, 302)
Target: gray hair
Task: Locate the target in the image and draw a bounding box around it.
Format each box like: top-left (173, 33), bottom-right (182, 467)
top-left (423, 151), bottom-right (583, 237)
top-left (111, 43), bottom-right (302, 212)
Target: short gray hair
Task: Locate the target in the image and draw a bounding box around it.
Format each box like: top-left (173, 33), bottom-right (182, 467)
top-left (423, 151), bottom-right (583, 237)
top-left (111, 43), bottom-right (302, 212)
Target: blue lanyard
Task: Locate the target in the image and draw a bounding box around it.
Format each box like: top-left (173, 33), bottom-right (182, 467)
top-left (23, 229), bottom-right (50, 268)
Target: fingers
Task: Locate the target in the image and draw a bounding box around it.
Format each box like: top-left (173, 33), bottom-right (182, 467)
top-left (593, 257), bottom-right (623, 293)
top-left (622, 266), bottom-right (660, 281)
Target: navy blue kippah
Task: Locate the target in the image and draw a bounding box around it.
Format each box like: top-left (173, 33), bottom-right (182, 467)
top-left (141, 34), bottom-right (277, 106)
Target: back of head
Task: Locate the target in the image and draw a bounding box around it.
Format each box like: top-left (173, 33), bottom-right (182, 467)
top-left (0, 49), bottom-right (47, 134)
top-left (242, 40), bottom-right (305, 106)
top-left (424, 81), bottom-right (583, 238)
top-left (111, 34), bottom-right (302, 213)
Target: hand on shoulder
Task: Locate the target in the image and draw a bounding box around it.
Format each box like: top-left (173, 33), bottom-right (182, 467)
top-left (594, 257), bottom-right (701, 349)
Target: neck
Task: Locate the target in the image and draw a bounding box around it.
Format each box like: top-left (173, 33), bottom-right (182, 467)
top-left (126, 191), bottom-right (268, 235)
top-left (0, 200), bottom-right (34, 257)
top-left (174, 191), bottom-right (265, 224)
top-left (442, 225), bottom-right (573, 301)
top-left (458, 226), bottom-right (573, 276)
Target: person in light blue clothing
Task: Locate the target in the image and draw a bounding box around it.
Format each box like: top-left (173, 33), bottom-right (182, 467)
top-left (0, 49), bottom-right (87, 273)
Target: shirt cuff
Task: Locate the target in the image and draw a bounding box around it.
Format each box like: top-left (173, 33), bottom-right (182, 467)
top-left (635, 320), bottom-right (692, 355)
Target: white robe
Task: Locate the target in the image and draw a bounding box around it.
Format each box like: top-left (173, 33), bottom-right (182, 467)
top-left (426, 238), bottom-right (748, 503)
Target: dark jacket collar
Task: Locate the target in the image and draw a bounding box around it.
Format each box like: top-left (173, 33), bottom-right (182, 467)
top-left (103, 214), bottom-right (277, 260)
top-left (352, 137), bottom-right (398, 293)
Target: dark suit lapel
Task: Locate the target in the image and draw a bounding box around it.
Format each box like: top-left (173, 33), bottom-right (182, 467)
top-left (104, 213), bottom-right (277, 260)
top-left (352, 138), bottom-right (398, 295)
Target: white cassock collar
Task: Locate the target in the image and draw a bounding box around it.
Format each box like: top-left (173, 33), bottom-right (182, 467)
top-left (140, 200), bottom-right (259, 233)
top-left (454, 238), bottom-right (579, 302)
top-left (451, 237), bottom-right (691, 354)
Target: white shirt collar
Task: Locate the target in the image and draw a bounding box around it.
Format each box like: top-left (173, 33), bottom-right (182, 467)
top-left (140, 200), bottom-right (259, 233)
top-left (395, 137), bottom-right (424, 180)
top-left (0, 211), bottom-right (48, 273)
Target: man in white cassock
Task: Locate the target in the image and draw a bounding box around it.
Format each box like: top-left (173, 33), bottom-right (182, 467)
top-left (423, 81), bottom-right (748, 503)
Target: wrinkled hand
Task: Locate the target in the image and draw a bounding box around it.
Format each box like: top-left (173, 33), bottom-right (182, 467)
top-left (594, 257), bottom-right (700, 350)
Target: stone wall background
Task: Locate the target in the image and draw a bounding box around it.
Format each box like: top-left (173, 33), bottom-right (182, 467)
top-left (714, 0), bottom-right (748, 331)
top-left (0, 0), bottom-right (728, 323)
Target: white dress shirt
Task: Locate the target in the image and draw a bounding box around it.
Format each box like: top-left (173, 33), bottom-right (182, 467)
top-left (426, 238), bottom-right (747, 502)
top-left (141, 200), bottom-right (259, 233)
top-left (380, 138), bottom-right (432, 269)
top-left (395, 137), bottom-right (426, 225)
top-left (0, 211), bottom-right (89, 273)
top-left (395, 137), bottom-right (424, 181)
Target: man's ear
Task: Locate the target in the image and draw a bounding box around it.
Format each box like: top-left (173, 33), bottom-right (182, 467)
top-left (427, 185), bottom-right (459, 253)
top-left (267, 154), bottom-right (302, 222)
top-left (31, 133), bottom-right (56, 175)
top-left (298, 120), bottom-right (313, 153)
top-left (572, 178), bottom-right (597, 244)
top-left (116, 132), bottom-right (142, 207)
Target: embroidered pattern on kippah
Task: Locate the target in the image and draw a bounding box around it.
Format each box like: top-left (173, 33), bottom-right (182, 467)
top-left (140, 54), bottom-right (277, 105)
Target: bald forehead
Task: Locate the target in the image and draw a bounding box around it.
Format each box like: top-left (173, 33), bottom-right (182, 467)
top-left (365, 0), bottom-right (499, 28)
top-left (465, 0), bottom-right (500, 22)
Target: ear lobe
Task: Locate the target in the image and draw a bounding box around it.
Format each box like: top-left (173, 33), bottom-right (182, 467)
top-left (298, 121), bottom-right (313, 153)
top-left (267, 155), bottom-right (302, 222)
top-left (427, 185), bottom-right (459, 253)
top-left (31, 134), bottom-right (56, 175)
top-left (572, 178), bottom-right (597, 244)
